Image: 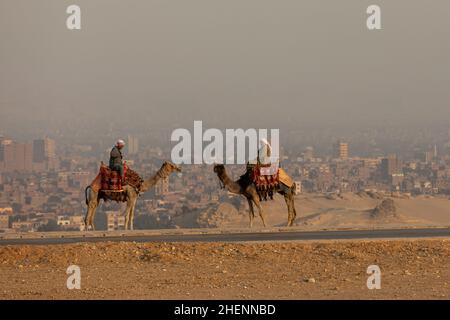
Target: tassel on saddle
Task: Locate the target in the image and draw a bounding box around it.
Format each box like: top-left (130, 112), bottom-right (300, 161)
top-left (249, 164), bottom-right (279, 201)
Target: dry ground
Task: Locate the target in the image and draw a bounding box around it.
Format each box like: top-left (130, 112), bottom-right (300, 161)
top-left (0, 239), bottom-right (448, 299)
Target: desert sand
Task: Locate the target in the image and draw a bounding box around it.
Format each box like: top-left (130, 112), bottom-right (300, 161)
top-left (0, 192), bottom-right (449, 300)
top-left (192, 192), bottom-right (450, 229)
top-left (0, 239), bottom-right (448, 299)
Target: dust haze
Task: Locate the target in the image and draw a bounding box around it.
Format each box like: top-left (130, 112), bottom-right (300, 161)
top-left (1, 0), bottom-right (450, 144)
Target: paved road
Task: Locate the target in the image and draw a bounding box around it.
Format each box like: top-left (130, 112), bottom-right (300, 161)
top-left (0, 227), bottom-right (449, 245)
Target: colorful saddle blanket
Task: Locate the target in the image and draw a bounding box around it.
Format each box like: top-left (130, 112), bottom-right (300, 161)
top-left (250, 164), bottom-right (280, 189)
top-left (90, 164), bottom-right (143, 192)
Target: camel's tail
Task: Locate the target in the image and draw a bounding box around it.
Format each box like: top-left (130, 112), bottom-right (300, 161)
top-left (85, 186), bottom-right (91, 206)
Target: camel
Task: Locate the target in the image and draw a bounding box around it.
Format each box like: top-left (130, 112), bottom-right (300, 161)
top-left (84, 161), bottom-right (181, 230)
top-left (213, 164), bottom-right (297, 227)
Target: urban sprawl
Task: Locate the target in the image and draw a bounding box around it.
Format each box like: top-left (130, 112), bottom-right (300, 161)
top-left (1, 134), bottom-right (449, 233)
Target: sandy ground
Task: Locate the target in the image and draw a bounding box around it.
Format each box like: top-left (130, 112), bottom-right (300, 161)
top-left (0, 239), bottom-right (448, 299)
top-left (192, 193), bottom-right (450, 229)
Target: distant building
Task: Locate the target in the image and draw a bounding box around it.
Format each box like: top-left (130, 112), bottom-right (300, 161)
top-left (0, 137), bottom-right (6, 162)
top-left (0, 140), bottom-right (33, 172)
top-left (381, 155), bottom-right (402, 180)
top-left (303, 147), bottom-right (314, 161)
top-left (11, 220), bottom-right (41, 232)
top-left (56, 215), bottom-right (85, 231)
top-left (391, 173), bottom-right (405, 190)
top-left (294, 181), bottom-right (302, 194)
top-left (106, 211), bottom-right (126, 231)
top-left (0, 207), bottom-right (13, 215)
top-left (425, 150), bottom-right (434, 164)
top-left (333, 141), bottom-right (349, 160)
top-left (69, 215), bottom-right (85, 231)
top-left (57, 216), bottom-right (71, 227)
top-left (33, 138), bottom-right (55, 162)
top-left (0, 215), bottom-right (9, 229)
top-left (32, 138), bottom-right (57, 170)
top-left (71, 171), bottom-right (91, 189)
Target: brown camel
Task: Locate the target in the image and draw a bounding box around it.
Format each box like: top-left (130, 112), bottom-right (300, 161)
top-left (84, 161), bottom-right (181, 230)
top-left (213, 164), bottom-right (297, 227)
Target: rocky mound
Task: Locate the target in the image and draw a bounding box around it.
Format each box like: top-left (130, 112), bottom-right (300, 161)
top-left (365, 191), bottom-right (384, 199)
top-left (370, 198), bottom-right (397, 219)
top-left (196, 202), bottom-right (239, 228)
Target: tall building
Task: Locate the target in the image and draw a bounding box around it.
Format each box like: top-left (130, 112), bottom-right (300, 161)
top-left (0, 137), bottom-right (58, 173)
top-left (0, 138), bottom-right (11, 164)
top-left (0, 140), bottom-right (33, 172)
top-left (425, 151), bottom-right (434, 164)
top-left (380, 154), bottom-right (402, 180)
top-left (33, 138), bottom-right (55, 162)
top-left (33, 138), bottom-right (57, 170)
top-left (127, 135), bottom-right (139, 155)
top-left (304, 147), bottom-right (314, 161)
top-left (333, 140), bottom-right (349, 160)
top-left (14, 143), bottom-right (33, 171)
top-left (0, 136), bottom-right (5, 162)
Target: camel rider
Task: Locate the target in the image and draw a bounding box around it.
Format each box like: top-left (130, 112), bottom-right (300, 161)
top-left (247, 138), bottom-right (279, 176)
top-left (109, 139), bottom-right (125, 179)
top-left (258, 138), bottom-right (272, 165)
top-left (249, 138), bottom-right (273, 166)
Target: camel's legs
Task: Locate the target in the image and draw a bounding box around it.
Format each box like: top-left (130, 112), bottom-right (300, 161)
top-left (124, 189), bottom-right (138, 230)
top-left (85, 192), bottom-right (99, 231)
top-left (253, 196), bottom-right (266, 227)
top-left (124, 198), bottom-right (134, 230)
top-left (290, 188), bottom-right (297, 224)
top-left (89, 201), bottom-right (98, 230)
top-left (248, 187), bottom-right (266, 227)
top-left (283, 192), bottom-right (295, 227)
top-left (129, 198), bottom-right (137, 230)
top-left (246, 197), bottom-right (254, 228)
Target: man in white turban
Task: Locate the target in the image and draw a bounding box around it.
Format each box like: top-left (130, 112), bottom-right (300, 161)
top-left (258, 138), bottom-right (272, 165)
top-left (249, 138), bottom-right (276, 167)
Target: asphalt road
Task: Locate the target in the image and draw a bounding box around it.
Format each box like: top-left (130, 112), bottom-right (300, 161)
top-left (0, 227), bottom-right (449, 245)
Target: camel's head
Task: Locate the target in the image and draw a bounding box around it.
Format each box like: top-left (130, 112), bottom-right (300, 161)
top-left (213, 164), bottom-right (225, 174)
top-left (162, 161), bottom-right (182, 174)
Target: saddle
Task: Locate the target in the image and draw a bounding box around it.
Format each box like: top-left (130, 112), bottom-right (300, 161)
top-left (244, 163), bottom-right (280, 201)
top-left (90, 163), bottom-right (143, 193)
top-left (243, 162), bottom-right (294, 201)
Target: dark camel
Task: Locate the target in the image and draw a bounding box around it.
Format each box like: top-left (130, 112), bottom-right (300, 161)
top-left (213, 164), bottom-right (297, 227)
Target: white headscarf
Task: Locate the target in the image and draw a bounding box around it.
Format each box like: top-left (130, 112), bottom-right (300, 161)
top-left (260, 138), bottom-right (272, 156)
top-left (258, 138), bottom-right (272, 163)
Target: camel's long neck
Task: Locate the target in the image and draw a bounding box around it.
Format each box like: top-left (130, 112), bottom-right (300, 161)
top-left (140, 166), bottom-right (168, 193)
top-left (217, 170), bottom-right (241, 194)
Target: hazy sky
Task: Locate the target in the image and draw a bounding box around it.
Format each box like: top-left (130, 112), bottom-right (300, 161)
top-left (1, 0), bottom-right (450, 139)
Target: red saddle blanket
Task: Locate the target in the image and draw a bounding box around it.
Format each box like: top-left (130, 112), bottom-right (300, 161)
top-left (90, 164), bottom-right (143, 192)
top-left (250, 165), bottom-right (279, 189)
top-left (100, 165), bottom-right (123, 191)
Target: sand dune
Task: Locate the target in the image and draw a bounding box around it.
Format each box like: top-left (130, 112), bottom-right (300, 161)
top-left (184, 193), bottom-right (450, 229)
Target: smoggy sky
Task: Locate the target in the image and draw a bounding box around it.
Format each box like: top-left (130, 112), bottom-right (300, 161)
top-left (1, 0), bottom-right (450, 139)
